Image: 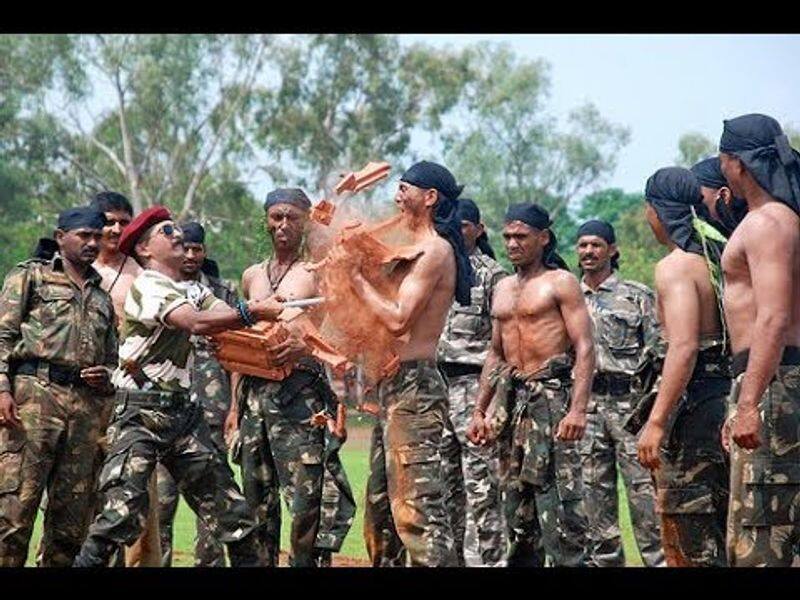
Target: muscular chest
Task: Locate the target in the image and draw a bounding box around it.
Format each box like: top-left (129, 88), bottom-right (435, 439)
top-left (247, 266), bottom-right (315, 301)
top-left (721, 234), bottom-right (750, 289)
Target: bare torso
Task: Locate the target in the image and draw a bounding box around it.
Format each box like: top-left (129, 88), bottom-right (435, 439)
top-left (395, 235), bottom-right (456, 361)
top-left (722, 203), bottom-right (800, 353)
top-left (242, 258), bottom-right (318, 303)
top-left (656, 250), bottom-right (722, 343)
top-left (492, 269), bottom-right (572, 374)
top-left (93, 255), bottom-right (143, 328)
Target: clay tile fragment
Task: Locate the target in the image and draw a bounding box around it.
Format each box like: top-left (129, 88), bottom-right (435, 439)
top-left (310, 199), bottom-right (335, 226)
top-left (335, 161), bottom-right (391, 195)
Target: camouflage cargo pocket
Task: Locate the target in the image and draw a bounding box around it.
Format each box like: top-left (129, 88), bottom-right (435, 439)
top-left (397, 446), bottom-right (442, 501)
top-left (658, 484), bottom-right (715, 515)
top-left (0, 436), bottom-right (24, 494)
top-left (299, 443), bottom-right (324, 466)
top-left (98, 448), bottom-right (130, 492)
top-left (740, 461), bottom-right (800, 527)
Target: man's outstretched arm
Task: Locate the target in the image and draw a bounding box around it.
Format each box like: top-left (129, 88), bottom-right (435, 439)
top-left (467, 315), bottom-right (505, 445)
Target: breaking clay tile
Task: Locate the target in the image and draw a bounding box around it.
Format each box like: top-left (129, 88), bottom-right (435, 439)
top-left (380, 355), bottom-right (400, 381)
top-left (211, 322), bottom-right (293, 381)
top-left (334, 161), bottom-right (391, 195)
top-left (310, 199), bottom-right (335, 226)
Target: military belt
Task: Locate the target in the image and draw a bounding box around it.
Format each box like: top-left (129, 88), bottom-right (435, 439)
top-left (732, 345), bottom-right (800, 378)
top-left (14, 359), bottom-right (85, 386)
top-left (117, 388), bottom-right (192, 409)
top-left (592, 372), bottom-right (633, 396)
top-left (439, 362), bottom-right (483, 379)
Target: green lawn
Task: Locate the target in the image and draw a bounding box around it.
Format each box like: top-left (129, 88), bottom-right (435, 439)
top-left (26, 422), bottom-right (644, 566)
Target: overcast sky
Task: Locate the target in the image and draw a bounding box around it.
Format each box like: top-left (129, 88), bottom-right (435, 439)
top-left (400, 34), bottom-right (800, 195)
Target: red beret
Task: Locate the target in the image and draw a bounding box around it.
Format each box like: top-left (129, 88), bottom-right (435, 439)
top-left (118, 205), bottom-right (172, 256)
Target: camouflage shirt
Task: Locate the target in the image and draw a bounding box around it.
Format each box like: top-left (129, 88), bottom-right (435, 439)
top-left (581, 273), bottom-right (661, 375)
top-left (0, 255), bottom-right (118, 393)
top-left (112, 269), bottom-right (221, 393)
top-left (438, 251), bottom-right (508, 367)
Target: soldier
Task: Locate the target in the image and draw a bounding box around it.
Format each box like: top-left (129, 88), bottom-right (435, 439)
top-left (437, 198), bottom-right (509, 567)
top-left (575, 219), bottom-right (664, 567)
top-left (636, 167), bottom-right (732, 567)
top-left (72, 206), bottom-right (282, 567)
top-left (226, 188), bottom-right (355, 567)
top-left (467, 203), bottom-right (595, 567)
top-left (156, 222), bottom-right (238, 567)
top-left (691, 157), bottom-right (748, 239)
top-left (717, 114), bottom-right (800, 566)
top-left (0, 208), bottom-right (118, 567)
top-left (343, 161), bottom-right (473, 567)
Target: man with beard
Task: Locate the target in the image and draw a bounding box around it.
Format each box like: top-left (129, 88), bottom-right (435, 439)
top-left (575, 219), bottom-right (664, 568)
top-left (467, 203), bottom-right (594, 567)
top-left (155, 222), bottom-right (238, 566)
top-left (438, 198), bottom-right (509, 567)
top-left (73, 206), bottom-right (280, 567)
top-left (227, 189), bottom-right (355, 567)
top-left (636, 167), bottom-right (731, 567)
top-left (691, 157), bottom-right (749, 238)
top-left (0, 208), bottom-right (117, 566)
top-left (717, 114), bottom-right (800, 567)
top-left (341, 161), bottom-right (473, 567)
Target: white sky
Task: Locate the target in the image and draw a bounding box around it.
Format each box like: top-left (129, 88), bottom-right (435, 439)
top-left (400, 33), bottom-right (800, 195)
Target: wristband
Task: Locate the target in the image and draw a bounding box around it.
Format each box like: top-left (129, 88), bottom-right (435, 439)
top-left (237, 300), bottom-right (255, 327)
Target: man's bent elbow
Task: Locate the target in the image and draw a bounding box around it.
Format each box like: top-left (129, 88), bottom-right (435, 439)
top-left (756, 311), bottom-right (790, 341)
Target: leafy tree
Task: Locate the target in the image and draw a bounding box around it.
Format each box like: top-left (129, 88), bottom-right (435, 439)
top-left (675, 132), bottom-right (716, 167)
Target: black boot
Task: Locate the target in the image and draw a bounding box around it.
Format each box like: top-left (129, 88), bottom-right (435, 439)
top-left (227, 536), bottom-right (264, 567)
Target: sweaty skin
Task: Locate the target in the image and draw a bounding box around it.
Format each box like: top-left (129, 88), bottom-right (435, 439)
top-left (467, 221), bottom-right (595, 445)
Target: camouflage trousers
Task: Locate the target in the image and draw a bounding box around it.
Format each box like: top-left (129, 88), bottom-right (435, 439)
top-left (0, 375), bottom-right (111, 567)
top-left (506, 371), bottom-right (590, 567)
top-left (655, 375), bottom-right (730, 567)
top-left (440, 373), bottom-right (507, 567)
top-left (157, 356), bottom-right (230, 567)
top-left (727, 362), bottom-right (800, 567)
top-left (239, 372), bottom-right (355, 567)
top-left (363, 360), bottom-right (459, 567)
top-left (73, 389), bottom-right (262, 567)
top-left (580, 394), bottom-right (664, 567)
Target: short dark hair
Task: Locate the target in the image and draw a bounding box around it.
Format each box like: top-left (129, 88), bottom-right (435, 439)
top-left (89, 191), bottom-right (133, 217)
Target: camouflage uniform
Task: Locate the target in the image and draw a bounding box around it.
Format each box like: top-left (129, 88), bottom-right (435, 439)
top-left (157, 273), bottom-right (237, 567)
top-left (438, 251), bottom-right (508, 567)
top-left (0, 255), bottom-right (117, 567)
top-left (73, 270), bottom-right (262, 567)
top-left (727, 347), bottom-right (800, 567)
top-left (363, 360), bottom-right (459, 567)
top-left (580, 274), bottom-right (664, 567)
top-left (654, 338), bottom-right (730, 567)
top-left (238, 360), bottom-right (355, 567)
top-left (504, 355), bottom-right (590, 567)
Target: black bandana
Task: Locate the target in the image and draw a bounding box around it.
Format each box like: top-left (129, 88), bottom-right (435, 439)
top-left (201, 257), bottom-right (220, 279)
top-left (32, 238), bottom-right (58, 260)
top-left (719, 113), bottom-right (800, 215)
top-left (505, 203), bottom-right (568, 270)
top-left (400, 161), bottom-right (474, 306)
top-left (57, 207), bottom-right (107, 232)
top-left (181, 222), bottom-right (206, 245)
top-left (691, 157), bottom-right (728, 189)
top-left (690, 157), bottom-right (747, 236)
top-left (457, 198), bottom-right (496, 260)
top-left (576, 219), bottom-right (618, 270)
top-left (645, 167), bottom-right (708, 255)
top-left (264, 188), bottom-right (312, 212)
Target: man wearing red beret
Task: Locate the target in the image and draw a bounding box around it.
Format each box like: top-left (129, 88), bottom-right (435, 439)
top-left (73, 206), bottom-right (282, 567)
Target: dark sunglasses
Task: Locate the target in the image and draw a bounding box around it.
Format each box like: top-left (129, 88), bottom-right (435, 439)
top-left (155, 223), bottom-right (182, 238)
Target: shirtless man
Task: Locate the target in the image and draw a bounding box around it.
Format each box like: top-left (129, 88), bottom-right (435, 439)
top-left (636, 167), bottom-right (732, 567)
top-left (717, 114), bottom-right (800, 567)
top-left (467, 203), bottom-right (594, 567)
top-left (338, 161), bottom-right (474, 567)
top-left (226, 188), bottom-right (354, 567)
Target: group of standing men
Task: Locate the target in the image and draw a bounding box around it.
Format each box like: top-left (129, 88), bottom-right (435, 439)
top-left (0, 112), bottom-right (798, 568)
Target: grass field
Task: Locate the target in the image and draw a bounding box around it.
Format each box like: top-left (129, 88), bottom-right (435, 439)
top-left (26, 420), bottom-right (645, 566)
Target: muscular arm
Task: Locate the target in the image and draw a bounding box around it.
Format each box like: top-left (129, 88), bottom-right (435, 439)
top-left (474, 317), bottom-right (505, 415)
top-left (351, 246), bottom-right (444, 336)
top-left (734, 217), bottom-right (798, 448)
top-left (556, 273), bottom-right (595, 416)
top-left (647, 263), bottom-right (700, 426)
top-left (166, 296), bottom-right (282, 336)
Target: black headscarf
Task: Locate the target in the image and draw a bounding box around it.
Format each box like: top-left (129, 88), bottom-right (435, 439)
top-left (201, 258), bottom-right (220, 279)
top-left (57, 207), bottom-right (107, 231)
top-left (32, 238), bottom-right (58, 260)
top-left (505, 203), bottom-right (569, 270)
top-left (719, 113), bottom-right (800, 215)
top-left (691, 157), bottom-right (749, 236)
top-left (644, 167), bottom-right (709, 255)
top-left (456, 198), bottom-right (496, 259)
top-left (264, 188), bottom-right (312, 212)
top-left (181, 221), bottom-right (206, 244)
top-left (576, 219), bottom-right (619, 270)
top-left (400, 161), bottom-right (474, 305)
